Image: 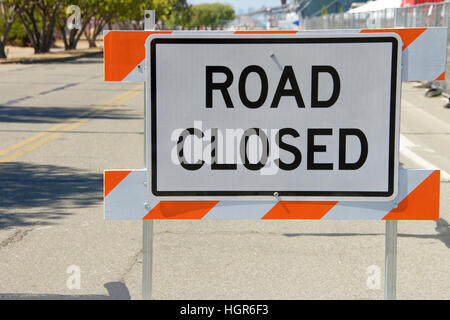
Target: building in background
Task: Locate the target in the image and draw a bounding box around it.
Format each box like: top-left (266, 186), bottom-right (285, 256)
top-left (300, 0), bottom-right (368, 17)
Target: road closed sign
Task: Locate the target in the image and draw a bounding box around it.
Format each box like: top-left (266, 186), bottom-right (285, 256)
top-left (145, 33), bottom-right (402, 201)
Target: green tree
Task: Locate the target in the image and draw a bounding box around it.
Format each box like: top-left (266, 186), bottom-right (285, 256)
top-left (0, 0), bottom-right (21, 58)
top-left (15, 0), bottom-right (65, 53)
top-left (82, 0), bottom-right (131, 48)
top-left (165, 0), bottom-right (192, 29)
top-left (60, 0), bottom-right (143, 49)
top-left (152, 0), bottom-right (178, 23)
top-left (119, 0), bottom-right (179, 29)
top-left (59, 0), bottom-right (98, 50)
top-left (211, 3), bottom-right (234, 29)
top-left (7, 19), bottom-right (29, 47)
top-left (185, 3), bottom-right (234, 30)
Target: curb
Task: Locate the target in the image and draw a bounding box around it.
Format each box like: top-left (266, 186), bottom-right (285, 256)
top-left (0, 48), bottom-right (103, 64)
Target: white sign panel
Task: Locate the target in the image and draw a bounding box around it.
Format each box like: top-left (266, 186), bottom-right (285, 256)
top-left (145, 34), bottom-right (402, 201)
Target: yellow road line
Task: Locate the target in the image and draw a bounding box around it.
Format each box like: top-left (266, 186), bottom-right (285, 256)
top-left (0, 89), bottom-right (143, 165)
top-left (0, 85), bottom-right (142, 158)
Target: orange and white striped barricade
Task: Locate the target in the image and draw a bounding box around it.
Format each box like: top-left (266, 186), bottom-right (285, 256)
top-left (105, 168), bottom-right (440, 221)
top-left (103, 11), bottom-right (445, 300)
top-left (104, 27), bottom-right (447, 83)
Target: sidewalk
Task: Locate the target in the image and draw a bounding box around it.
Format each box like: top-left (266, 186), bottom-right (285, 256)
top-left (0, 39), bottom-right (103, 64)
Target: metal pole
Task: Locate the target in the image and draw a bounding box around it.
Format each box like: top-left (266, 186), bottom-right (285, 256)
top-left (142, 219), bottom-right (153, 299)
top-left (394, 8), bottom-right (398, 28)
top-left (385, 220), bottom-right (397, 300)
top-left (142, 9), bottom-right (155, 300)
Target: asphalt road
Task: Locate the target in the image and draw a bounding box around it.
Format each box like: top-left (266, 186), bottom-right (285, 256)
top-left (0, 56), bottom-right (448, 300)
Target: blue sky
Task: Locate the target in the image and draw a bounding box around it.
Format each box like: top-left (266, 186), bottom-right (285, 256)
top-left (187, 0), bottom-right (287, 14)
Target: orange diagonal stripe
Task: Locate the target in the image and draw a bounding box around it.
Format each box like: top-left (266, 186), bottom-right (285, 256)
top-left (436, 72), bottom-right (445, 81)
top-left (104, 31), bottom-right (172, 81)
top-left (143, 201), bottom-right (219, 219)
top-left (383, 171), bottom-right (440, 220)
top-left (360, 28), bottom-right (427, 50)
top-left (262, 201), bottom-right (337, 219)
top-left (104, 170), bottom-right (132, 197)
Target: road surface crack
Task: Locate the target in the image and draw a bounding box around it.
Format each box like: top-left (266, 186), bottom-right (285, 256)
top-left (0, 229), bottom-right (32, 250)
top-left (119, 249), bottom-right (142, 282)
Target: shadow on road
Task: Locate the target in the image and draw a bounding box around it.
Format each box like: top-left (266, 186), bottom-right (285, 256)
top-left (9, 53), bottom-right (104, 66)
top-left (0, 162), bottom-right (102, 229)
top-left (48, 54), bottom-right (104, 65)
top-left (0, 281), bottom-right (131, 300)
top-left (283, 218), bottom-right (450, 248)
top-left (0, 105), bottom-right (140, 123)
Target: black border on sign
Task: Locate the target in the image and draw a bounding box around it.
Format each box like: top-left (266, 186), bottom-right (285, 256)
top-left (150, 37), bottom-right (398, 197)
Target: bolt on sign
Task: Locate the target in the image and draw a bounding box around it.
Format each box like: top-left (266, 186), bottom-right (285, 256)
top-left (145, 34), bottom-right (402, 201)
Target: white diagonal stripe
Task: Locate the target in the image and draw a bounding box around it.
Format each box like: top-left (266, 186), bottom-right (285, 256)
top-left (202, 201), bottom-right (277, 220)
top-left (122, 59), bottom-right (145, 82)
top-left (105, 170), bottom-right (149, 220)
top-left (401, 27), bottom-right (447, 81)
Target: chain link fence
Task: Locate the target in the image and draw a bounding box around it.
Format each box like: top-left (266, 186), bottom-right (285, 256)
top-left (303, 2), bottom-right (450, 100)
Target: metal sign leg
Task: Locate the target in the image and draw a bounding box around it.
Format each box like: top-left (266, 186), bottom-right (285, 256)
top-left (142, 219), bottom-right (154, 299)
top-left (142, 10), bottom-right (156, 300)
top-left (385, 220), bottom-right (398, 300)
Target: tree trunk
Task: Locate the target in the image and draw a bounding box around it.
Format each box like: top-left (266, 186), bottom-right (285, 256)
top-left (84, 26), bottom-right (94, 48)
top-left (62, 27), bottom-right (78, 50)
top-left (68, 29), bottom-right (77, 49)
top-left (17, 1), bottom-right (62, 54)
top-left (61, 26), bottom-right (69, 50)
top-left (91, 24), bottom-right (105, 48)
top-left (0, 42), bottom-right (7, 59)
top-left (62, 16), bottom-right (88, 51)
top-left (88, 38), bottom-right (96, 48)
top-left (0, 20), bottom-right (13, 59)
top-left (18, 9), bottom-right (41, 53)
